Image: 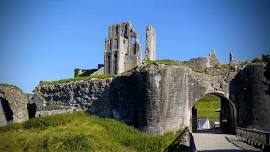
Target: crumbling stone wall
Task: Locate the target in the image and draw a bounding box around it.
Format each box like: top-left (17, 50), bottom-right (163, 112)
top-left (35, 63), bottom-right (268, 135)
top-left (34, 78), bottom-right (113, 110)
top-left (183, 50), bottom-right (220, 69)
top-left (88, 64), bottom-right (230, 134)
top-left (0, 84), bottom-right (28, 126)
top-left (35, 64), bottom-right (232, 135)
top-left (230, 64), bottom-right (270, 132)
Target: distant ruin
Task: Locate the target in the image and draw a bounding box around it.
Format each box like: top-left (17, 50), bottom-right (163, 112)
top-left (183, 49), bottom-right (220, 69)
top-left (75, 21), bottom-right (157, 76)
top-left (104, 22), bottom-right (142, 74)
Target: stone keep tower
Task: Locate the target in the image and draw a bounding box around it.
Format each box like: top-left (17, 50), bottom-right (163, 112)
top-left (104, 22), bottom-right (142, 75)
top-left (145, 25), bottom-right (156, 61)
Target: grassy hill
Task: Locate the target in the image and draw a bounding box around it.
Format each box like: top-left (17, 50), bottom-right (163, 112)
top-left (0, 112), bottom-right (179, 152)
top-left (194, 94), bottom-right (221, 123)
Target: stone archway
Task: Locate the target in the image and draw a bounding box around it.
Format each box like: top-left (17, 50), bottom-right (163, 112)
top-left (0, 97), bottom-right (14, 125)
top-left (191, 92), bottom-right (237, 134)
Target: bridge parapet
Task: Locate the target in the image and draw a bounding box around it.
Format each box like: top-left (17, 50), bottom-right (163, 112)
top-left (236, 127), bottom-right (270, 150)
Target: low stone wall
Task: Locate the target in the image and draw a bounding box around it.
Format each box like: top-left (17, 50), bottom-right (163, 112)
top-left (34, 78), bottom-right (113, 110)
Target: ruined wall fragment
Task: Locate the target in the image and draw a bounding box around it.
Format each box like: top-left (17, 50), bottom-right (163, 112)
top-left (145, 25), bottom-right (156, 61)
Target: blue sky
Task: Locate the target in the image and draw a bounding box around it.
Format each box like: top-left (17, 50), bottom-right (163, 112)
top-left (0, 0), bottom-right (270, 93)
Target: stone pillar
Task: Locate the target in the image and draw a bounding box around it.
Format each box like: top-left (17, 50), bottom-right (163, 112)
top-left (229, 52), bottom-right (234, 62)
top-left (145, 25), bottom-right (156, 61)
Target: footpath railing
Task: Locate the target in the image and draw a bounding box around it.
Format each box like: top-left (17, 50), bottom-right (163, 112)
top-left (236, 127), bottom-right (270, 150)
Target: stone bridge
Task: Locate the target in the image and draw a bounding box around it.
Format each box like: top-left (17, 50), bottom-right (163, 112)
top-left (35, 63), bottom-right (270, 135)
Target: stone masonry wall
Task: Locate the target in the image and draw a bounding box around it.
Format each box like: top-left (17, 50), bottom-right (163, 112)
top-left (35, 64), bottom-right (230, 135)
top-left (0, 84), bottom-right (29, 126)
top-left (230, 64), bottom-right (270, 132)
top-left (35, 78), bottom-right (113, 110)
top-left (35, 63), bottom-right (269, 134)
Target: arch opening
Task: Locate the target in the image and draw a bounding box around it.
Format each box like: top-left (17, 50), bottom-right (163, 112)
top-left (191, 93), bottom-right (236, 134)
top-left (27, 102), bottom-right (37, 119)
top-left (0, 97), bottom-right (14, 123)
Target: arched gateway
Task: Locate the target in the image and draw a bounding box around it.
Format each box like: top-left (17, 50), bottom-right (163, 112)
top-left (190, 92), bottom-right (237, 134)
top-left (36, 63), bottom-right (270, 135)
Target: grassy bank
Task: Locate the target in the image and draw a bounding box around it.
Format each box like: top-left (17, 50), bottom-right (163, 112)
top-left (0, 112), bottom-right (179, 152)
top-left (39, 74), bottom-right (114, 86)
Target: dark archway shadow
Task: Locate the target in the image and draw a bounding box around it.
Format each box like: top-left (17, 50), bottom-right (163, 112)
top-left (27, 103), bottom-right (37, 119)
top-left (0, 97), bottom-right (14, 122)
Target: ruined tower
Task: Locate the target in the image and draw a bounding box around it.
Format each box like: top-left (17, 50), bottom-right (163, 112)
top-left (145, 25), bottom-right (156, 61)
top-left (208, 49), bottom-right (220, 67)
top-left (104, 22), bottom-right (142, 75)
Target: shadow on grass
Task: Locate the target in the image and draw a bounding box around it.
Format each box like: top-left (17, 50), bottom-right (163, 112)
top-left (164, 127), bottom-right (190, 152)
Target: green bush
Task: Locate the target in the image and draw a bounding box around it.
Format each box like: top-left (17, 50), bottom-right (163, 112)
top-left (74, 68), bottom-right (82, 77)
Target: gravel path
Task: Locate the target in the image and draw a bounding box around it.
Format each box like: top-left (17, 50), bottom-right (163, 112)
top-left (192, 133), bottom-right (261, 152)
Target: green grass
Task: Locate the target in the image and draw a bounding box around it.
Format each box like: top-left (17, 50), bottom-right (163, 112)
top-left (0, 112), bottom-right (179, 152)
top-left (145, 59), bottom-right (183, 66)
top-left (195, 94), bottom-right (221, 123)
top-left (39, 74), bottom-right (114, 86)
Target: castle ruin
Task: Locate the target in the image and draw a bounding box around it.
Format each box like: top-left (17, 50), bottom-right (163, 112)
top-left (74, 22), bottom-right (157, 76)
top-left (104, 22), bottom-right (142, 75)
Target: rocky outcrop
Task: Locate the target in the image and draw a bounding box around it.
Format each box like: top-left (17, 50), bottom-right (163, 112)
top-left (0, 84), bottom-right (28, 126)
